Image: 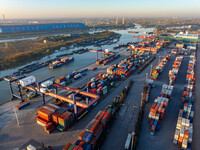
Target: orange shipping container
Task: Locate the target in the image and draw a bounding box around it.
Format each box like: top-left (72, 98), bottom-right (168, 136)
top-left (78, 130), bottom-right (86, 140)
top-left (89, 120), bottom-right (100, 133)
top-left (184, 130), bottom-right (189, 139)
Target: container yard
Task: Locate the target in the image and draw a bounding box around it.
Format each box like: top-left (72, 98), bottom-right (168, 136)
top-left (63, 105), bottom-right (117, 150)
top-left (173, 54), bottom-right (196, 149)
top-left (1, 23), bottom-right (200, 150)
top-left (137, 42), bottom-right (197, 150)
top-left (0, 34), bottom-right (162, 149)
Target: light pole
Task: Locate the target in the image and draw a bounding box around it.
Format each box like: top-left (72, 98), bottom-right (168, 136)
top-left (146, 72), bottom-right (149, 84)
top-left (150, 64), bottom-right (153, 76)
top-left (13, 105), bottom-right (19, 125)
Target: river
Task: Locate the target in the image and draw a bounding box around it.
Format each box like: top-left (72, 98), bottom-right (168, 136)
top-left (0, 24), bottom-right (154, 105)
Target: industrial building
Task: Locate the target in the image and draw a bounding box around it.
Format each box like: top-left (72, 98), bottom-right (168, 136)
top-left (0, 22), bottom-right (85, 33)
top-left (174, 31), bottom-right (199, 39)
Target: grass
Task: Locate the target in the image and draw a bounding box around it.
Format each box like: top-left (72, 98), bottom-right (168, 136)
top-left (0, 31), bottom-right (119, 70)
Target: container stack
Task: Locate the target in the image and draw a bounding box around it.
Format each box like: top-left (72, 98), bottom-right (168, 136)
top-left (57, 111), bottom-right (74, 132)
top-left (63, 106), bottom-right (114, 150)
top-left (148, 96), bottom-right (169, 135)
top-left (173, 54), bottom-right (196, 149)
top-left (151, 55), bottom-right (170, 80)
top-left (87, 73), bottom-right (115, 96)
top-left (169, 56), bottom-right (183, 85)
top-left (148, 84), bottom-right (173, 135)
top-left (37, 105), bottom-right (56, 127)
top-left (15, 101), bottom-right (30, 110)
top-left (96, 54), bottom-right (119, 66)
top-left (106, 55), bottom-right (149, 78)
top-left (63, 143), bottom-right (84, 150)
top-left (37, 103), bottom-right (76, 133)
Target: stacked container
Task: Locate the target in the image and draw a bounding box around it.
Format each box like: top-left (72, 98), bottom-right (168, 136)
top-left (169, 56), bottom-right (183, 85)
top-left (151, 55), bottom-right (170, 80)
top-left (57, 111), bottom-right (74, 132)
top-left (106, 55), bottom-right (147, 78)
top-left (148, 84), bottom-right (173, 135)
top-left (173, 54), bottom-right (196, 149)
top-left (63, 106), bottom-right (114, 150)
top-left (15, 101), bottom-right (30, 110)
top-left (87, 73), bottom-right (115, 96)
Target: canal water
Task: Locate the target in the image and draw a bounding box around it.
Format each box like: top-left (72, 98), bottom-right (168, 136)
top-left (0, 24), bottom-right (154, 105)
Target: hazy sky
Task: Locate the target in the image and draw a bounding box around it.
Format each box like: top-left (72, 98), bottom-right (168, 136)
top-left (1, 0), bottom-right (200, 19)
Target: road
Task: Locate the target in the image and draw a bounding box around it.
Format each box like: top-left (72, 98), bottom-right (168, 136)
top-left (193, 44), bottom-right (200, 150)
top-left (137, 55), bottom-right (189, 150)
top-left (0, 49), bottom-right (167, 150)
top-left (0, 48), bottom-right (143, 149)
top-left (101, 50), bottom-right (167, 150)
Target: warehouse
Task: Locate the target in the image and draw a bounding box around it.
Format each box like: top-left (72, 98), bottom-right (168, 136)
top-left (0, 22), bottom-right (85, 33)
top-left (174, 31), bottom-right (199, 39)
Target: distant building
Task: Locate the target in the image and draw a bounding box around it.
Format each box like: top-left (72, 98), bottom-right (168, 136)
top-left (0, 22), bottom-right (85, 33)
top-left (187, 44), bottom-right (196, 50)
top-left (174, 31), bottom-right (199, 39)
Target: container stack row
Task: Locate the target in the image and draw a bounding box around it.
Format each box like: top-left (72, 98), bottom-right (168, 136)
top-left (15, 101), bottom-right (30, 110)
top-left (107, 55), bottom-right (151, 78)
top-left (36, 103), bottom-right (75, 133)
top-left (151, 55), bottom-right (170, 80)
top-left (96, 54), bottom-right (120, 65)
top-left (56, 69), bottom-right (89, 85)
top-left (169, 56), bottom-right (183, 85)
top-left (148, 84), bottom-right (173, 135)
top-left (87, 73), bottom-right (115, 95)
top-left (63, 105), bottom-right (116, 150)
top-left (173, 54), bottom-right (196, 150)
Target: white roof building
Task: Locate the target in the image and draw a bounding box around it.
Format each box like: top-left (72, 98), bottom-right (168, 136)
top-left (174, 31), bottom-right (199, 39)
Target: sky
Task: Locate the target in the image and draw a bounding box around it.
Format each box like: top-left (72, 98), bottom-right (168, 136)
top-left (0, 0), bottom-right (200, 19)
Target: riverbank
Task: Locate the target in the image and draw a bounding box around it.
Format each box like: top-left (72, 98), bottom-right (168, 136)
top-left (0, 31), bottom-right (119, 71)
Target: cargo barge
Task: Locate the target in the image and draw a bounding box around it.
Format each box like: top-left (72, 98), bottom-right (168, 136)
top-left (49, 56), bottom-right (74, 69)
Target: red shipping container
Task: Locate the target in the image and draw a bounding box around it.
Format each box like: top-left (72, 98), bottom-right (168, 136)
top-left (63, 143), bottom-right (72, 150)
top-left (93, 124), bottom-right (103, 137)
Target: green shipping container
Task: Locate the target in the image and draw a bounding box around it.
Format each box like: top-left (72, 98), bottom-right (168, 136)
top-left (68, 144), bottom-right (75, 150)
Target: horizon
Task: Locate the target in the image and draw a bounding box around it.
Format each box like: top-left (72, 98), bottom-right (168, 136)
top-left (1, 0), bottom-right (200, 19)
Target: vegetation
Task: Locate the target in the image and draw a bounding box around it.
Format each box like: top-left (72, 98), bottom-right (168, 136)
top-left (159, 36), bottom-right (200, 42)
top-left (0, 31), bottom-right (118, 70)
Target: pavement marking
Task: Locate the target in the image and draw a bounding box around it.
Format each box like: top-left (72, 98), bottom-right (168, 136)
top-left (129, 105), bottom-right (137, 123)
top-left (122, 102), bottom-right (129, 121)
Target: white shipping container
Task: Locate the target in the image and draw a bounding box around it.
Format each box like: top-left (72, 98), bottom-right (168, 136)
top-left (43, 106), bottom-right (55, 113)
top-left (182, 138), bottom-right (188, 149)
top-left (174, 129), bottom-right (180, 141)
top-left (19, 76), bottom-right (36, 87)
top-left (37, 120), bottom-right (45, 127)
top-left (180, 127), bottom-right (185, 137)
top-left (48, 103), bottom-right (60, 109)
top-left (27, 144), bottom-right (36, 150)
top-left (40, 88), bottom-right (47, 93)
top-left (185, 119), bottom-right (190, 127)
top-left (41, 80), bottom-right (53, 88)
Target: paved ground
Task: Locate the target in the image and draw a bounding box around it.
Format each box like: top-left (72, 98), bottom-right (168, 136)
top-left (137, 55), bottom-right (189, 150)
top-left (101, 51), bottom-right (167, 150)
top-left (193, 44), bottom-right (200, 150)
top-left (0, 49), bottom-right (130, 149)
top-left (0, 47), bottom-right (158, 149)
top-left (0, 48), bottom-right (177, 150)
